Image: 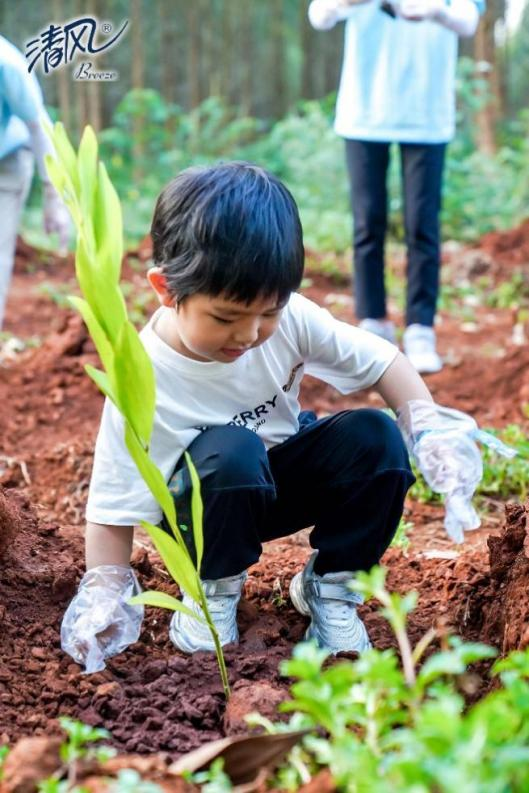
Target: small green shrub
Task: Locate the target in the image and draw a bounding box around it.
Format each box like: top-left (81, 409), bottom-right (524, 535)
top-left (254, 566), bottom-right (529, 792)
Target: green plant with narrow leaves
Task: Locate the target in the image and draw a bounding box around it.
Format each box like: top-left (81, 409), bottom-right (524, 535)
top-left (45, 122), bottom-right (230, 697)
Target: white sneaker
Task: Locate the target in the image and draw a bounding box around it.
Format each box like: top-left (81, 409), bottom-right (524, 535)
top-left (169, 571), bottom-right (247, 653)
top-left (403, 324), bottom-right (443, 374)
top-left (359, 318), bottom-right (396, 345)
top-left (289, 552), bottom-right (372, 655)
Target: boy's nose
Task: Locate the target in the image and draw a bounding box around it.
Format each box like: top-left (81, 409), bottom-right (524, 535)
top-left (233, 321), bottom-right (260, 346)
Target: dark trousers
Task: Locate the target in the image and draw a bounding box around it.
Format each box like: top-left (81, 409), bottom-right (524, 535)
top-left (345, 139), bottom-right (446, 327)
top-left (163, 409), bottom-right (415, 579)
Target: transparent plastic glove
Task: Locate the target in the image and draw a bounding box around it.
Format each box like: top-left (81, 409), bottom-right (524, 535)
top-left (43, 183), bottom-right (70, 253)
top-left (61, 565), bottom-right (144, 674)
top-left (397, 400), bottom-right (517, 543)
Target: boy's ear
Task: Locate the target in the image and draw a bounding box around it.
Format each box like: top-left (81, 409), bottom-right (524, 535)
top-left (147, 267), bottom-right (175, 307)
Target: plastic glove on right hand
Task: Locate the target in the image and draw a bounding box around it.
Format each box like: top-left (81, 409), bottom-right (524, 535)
top-left (397, 400), bottom-right (517, 544)
top-left (61, 565), bottom-right (144, 674)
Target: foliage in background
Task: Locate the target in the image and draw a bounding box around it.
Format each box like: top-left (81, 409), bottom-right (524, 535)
top-left (23, 57), bottom-right (529, 254)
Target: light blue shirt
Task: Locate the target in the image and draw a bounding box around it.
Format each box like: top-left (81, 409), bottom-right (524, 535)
top-left (0, 35), bottom-right (44, 160)
top-left (335, 3), bottom-right (482, 143)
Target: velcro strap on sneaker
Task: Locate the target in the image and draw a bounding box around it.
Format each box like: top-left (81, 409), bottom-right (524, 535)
top-left (202, 576), bottom-right (245, 597)
top-left (308, 579), bottom-right (363, 604)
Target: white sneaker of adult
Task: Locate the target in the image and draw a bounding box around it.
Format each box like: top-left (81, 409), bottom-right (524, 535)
top-left (358, 318), bottom-right (396, 345)
top-left (403, 324), bottom-right (443, 374)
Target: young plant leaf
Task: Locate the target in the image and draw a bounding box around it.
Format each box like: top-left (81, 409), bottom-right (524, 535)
top-left (84, 364), bottom-right (118, 405)
top-left (69, 296), bottom-right (114, 373)
top-left (185, 451), bottom-right (204, 573)
top-left (50, 120), bottom-right (80, 194)
top-left (77, 125), bottom-right (98, 249)
top-left (124, 423), bottom-right (177, 530)
top-left (129, 590), bottom-right (206, 622)
top-left (114, 322), bottom-right (155, 445)
top-left (139, 521), bottom-right (202, 602)
top-left (94, 161), bottom-right (123, 283)
top-left (75, 236), bottom-right (127, 345)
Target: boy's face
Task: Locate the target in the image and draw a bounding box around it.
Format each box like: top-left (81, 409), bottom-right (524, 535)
top-left (173, 293), bottom-right (286, 363)
top-left (147, 269), bottom-right (286, 363)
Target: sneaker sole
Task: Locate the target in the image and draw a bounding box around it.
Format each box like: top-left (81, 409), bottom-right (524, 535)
top-left (289, 572), bottom-right (311, 617)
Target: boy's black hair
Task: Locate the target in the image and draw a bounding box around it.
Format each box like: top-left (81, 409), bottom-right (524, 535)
top-left (150, 161), bottom-right (304, 305)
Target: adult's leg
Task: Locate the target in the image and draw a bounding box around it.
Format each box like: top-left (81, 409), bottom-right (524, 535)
top-left (164, 425), bottom-right (276, 579)
top-left (400, 143), bottom-right (446, 327)
top-left (266, 409), bottom-right (415, 575)
top-left (345, 140), bottom-right (390, 321)
top-left (0, 149), bottom-right (34, 329)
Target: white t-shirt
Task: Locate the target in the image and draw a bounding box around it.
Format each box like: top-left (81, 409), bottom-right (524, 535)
top-left (86, 292), bottom-right (398, 526)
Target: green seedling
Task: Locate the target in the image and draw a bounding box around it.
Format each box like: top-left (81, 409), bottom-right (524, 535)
top-left (264, 565), bottom-right (529, 791)
top-left (390, 517), bottom-right (413, 553)
top-left (45, 122), bottom-right (230, 697)
top-left (109, 769), bottom-right (162, 792)
top-left (0, 745), bottom-right (9, 780)
top-left (184, 758), bottom-right (233, 792)
top-left (37, 717), bottom-right (114, 792)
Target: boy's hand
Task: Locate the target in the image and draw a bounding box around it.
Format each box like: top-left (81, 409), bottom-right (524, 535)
top-left (397, 400), bottom-right (516, 543)
top-left (61, 565), bottom-right (144, 673)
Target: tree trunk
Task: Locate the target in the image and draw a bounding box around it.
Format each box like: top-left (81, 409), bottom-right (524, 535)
top-left (300, 2), bottom-right (316, 100)
top-left (473, 1), bottom-right (503, 154)
top-left (52, 0), bottom-right (71, 131)
top-left (130, 0), bottom-right (145, 173)
top-left (271, 0), bottom-right (286, 117)
top-left (239, 0), bottom-right (253, 115)
top-left (86, 0), bottom-right (102, 132)
top-left (188, 1), bottom-right (201, 110)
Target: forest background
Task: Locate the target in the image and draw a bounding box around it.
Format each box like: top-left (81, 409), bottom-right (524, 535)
top-left (1, 0), bottom-right (528, 253)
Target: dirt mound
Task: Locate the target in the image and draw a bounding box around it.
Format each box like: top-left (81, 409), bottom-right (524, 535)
top-left (0, 487), bottom-right (25, 560)
top-left (484, 502), bottom-right (529, 653)
top-left (479, 219), bottom-right (529, 266)
top-left (0, 497), bottom-right (307, 755)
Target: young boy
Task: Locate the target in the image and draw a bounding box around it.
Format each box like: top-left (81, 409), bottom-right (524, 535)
top-left (62, 161), bottom-right (444, 670)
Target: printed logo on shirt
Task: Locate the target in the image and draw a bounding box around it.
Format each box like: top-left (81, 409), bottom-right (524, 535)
top-left (228, 394), bottom-right (278, 432)
top-left (282, 362), bottom-right (303, 393)
top-left (192, 392), bottom-right (282, 436)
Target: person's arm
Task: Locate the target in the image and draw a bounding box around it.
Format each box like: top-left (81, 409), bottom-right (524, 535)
top-left (374, 350), bottom-right (433, 413)
top-left (85, 521), bottom-right (134, 569)
top-left (397, 0), bottom-right (480, 36)
top-left (308, 0), bottom-right (370, 30)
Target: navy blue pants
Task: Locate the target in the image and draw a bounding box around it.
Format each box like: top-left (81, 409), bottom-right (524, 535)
top-left (345, 139), bottom-right (446, 327)
top-left (163, 409), bottom-right (415, 579)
